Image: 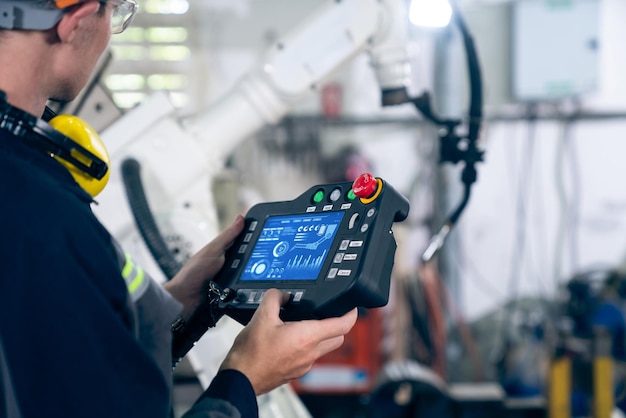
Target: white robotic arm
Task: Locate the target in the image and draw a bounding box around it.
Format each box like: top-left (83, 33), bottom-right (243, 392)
top-left (98, 0), bottom-right (414, 279)
top-left (185, 0), bottom-right (412, 159)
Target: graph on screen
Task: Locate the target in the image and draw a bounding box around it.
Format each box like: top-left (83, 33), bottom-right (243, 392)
top-left (240, 211), bottom-right (345, 281)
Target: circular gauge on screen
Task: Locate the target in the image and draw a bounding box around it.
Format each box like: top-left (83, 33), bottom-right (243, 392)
top-left (273, 241), bottom-right (290, 257)
top-left (250, 260), bottom-right (270, 279)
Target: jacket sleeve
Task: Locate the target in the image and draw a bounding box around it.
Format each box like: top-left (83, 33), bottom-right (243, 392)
top-left (134, 277), bottom-right (182, 388)
top-left (111, 239), bottom-right (184, 382)
top-left (182, 369), bottom-right (258, 418)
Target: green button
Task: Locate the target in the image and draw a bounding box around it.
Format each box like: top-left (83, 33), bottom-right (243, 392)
top-left (347, 189), bottom-right (356, 200)
top-left (313, 190), bottom-right (325, 203)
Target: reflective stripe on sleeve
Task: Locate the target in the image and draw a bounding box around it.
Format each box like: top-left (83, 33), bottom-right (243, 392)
top-left (121, 253), bottom-right (149, 302)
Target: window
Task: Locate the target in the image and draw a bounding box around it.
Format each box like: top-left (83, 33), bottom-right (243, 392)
top-left (106, 0), bottom-right (195, 111)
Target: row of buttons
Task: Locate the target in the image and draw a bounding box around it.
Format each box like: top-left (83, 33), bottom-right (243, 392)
top-left (312, 187), bottom-right (358, 205)
top-left (340, 209), bottom-right (375, 277)
top-left (327, 238), bottom-right (364, 280)
top-left (230, 221), bottom-right (260, 269)
top-left (237, 289), bottom-right (305, 304)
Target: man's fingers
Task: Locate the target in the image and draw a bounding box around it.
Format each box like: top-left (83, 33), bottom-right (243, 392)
top-left (318, 308), bottom-right (358, 339)
top-left (251, 295), bottom-right (358, 340)
top-left (315, 335), bottom-right (346, 357)
top-left (294, 308), bottom-right (358, 341)
top-left (209, 215), bottom-right (245, 251)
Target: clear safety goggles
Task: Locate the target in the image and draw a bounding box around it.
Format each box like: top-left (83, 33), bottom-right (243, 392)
top-left (0, 0), bottom-right (137, 32)
top-left (107, 0), bottom-right (137, 34)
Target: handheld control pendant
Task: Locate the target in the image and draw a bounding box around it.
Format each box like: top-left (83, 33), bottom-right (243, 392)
top-left (215, 173), bottom-right (410, 324)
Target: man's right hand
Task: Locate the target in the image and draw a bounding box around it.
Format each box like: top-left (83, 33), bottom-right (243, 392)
top-left (220, 288), bottom-right (358, 395)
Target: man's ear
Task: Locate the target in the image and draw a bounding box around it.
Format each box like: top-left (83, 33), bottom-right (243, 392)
top-left (56, 1), bottom-right (102, 43)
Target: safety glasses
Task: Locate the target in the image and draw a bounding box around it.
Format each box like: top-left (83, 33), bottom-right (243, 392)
top-left (108, 0), bottom-right (137, 34)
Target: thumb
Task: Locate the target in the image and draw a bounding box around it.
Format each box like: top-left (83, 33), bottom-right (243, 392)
top-left (251, 288), bottom-right (290, 325)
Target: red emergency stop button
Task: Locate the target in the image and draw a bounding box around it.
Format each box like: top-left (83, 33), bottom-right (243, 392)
top-left (352, 173), bottom-right (378, 198)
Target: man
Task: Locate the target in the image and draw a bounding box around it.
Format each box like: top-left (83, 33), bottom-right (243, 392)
top-left (0, 1), bottom-right (358, 417)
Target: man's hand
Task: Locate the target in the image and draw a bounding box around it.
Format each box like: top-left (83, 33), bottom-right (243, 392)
top-left (220, 289), bottom-right (359, 395)
top-left (164, 215), bottom-right (245, 321)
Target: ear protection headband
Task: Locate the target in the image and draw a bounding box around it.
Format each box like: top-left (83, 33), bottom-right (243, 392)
top-left (0, 91), bottom-right (110, 197)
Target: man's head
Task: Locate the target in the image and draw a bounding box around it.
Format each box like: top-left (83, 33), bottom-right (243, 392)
top-left (0, 1), bottom-right (137, 33)
top-left (0, 0), bottom-right (137, 113)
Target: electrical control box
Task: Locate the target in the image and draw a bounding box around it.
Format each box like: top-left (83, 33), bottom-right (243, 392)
top-left (512, 0), bottom-right (600, 101)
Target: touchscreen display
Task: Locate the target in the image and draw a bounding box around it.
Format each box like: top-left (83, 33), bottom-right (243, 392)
top-left (240, 211), bottom-right (345, 281)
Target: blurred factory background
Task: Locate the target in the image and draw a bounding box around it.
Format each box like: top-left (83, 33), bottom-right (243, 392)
top-left (58, 0), bottom-right (626, 417)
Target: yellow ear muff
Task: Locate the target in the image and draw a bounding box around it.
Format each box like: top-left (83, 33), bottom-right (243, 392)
top-left (48, 115), bottom-right (110, 198)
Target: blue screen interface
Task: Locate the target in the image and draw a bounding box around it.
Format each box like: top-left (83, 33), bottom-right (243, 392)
top-left (240, 211), bottom-right (345, 281)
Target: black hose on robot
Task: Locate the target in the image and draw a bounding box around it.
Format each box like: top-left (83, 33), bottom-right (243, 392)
top-left (121, 158), bottom-right (183, 280)
top-left (410, 0), bottom-right (484, 263)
